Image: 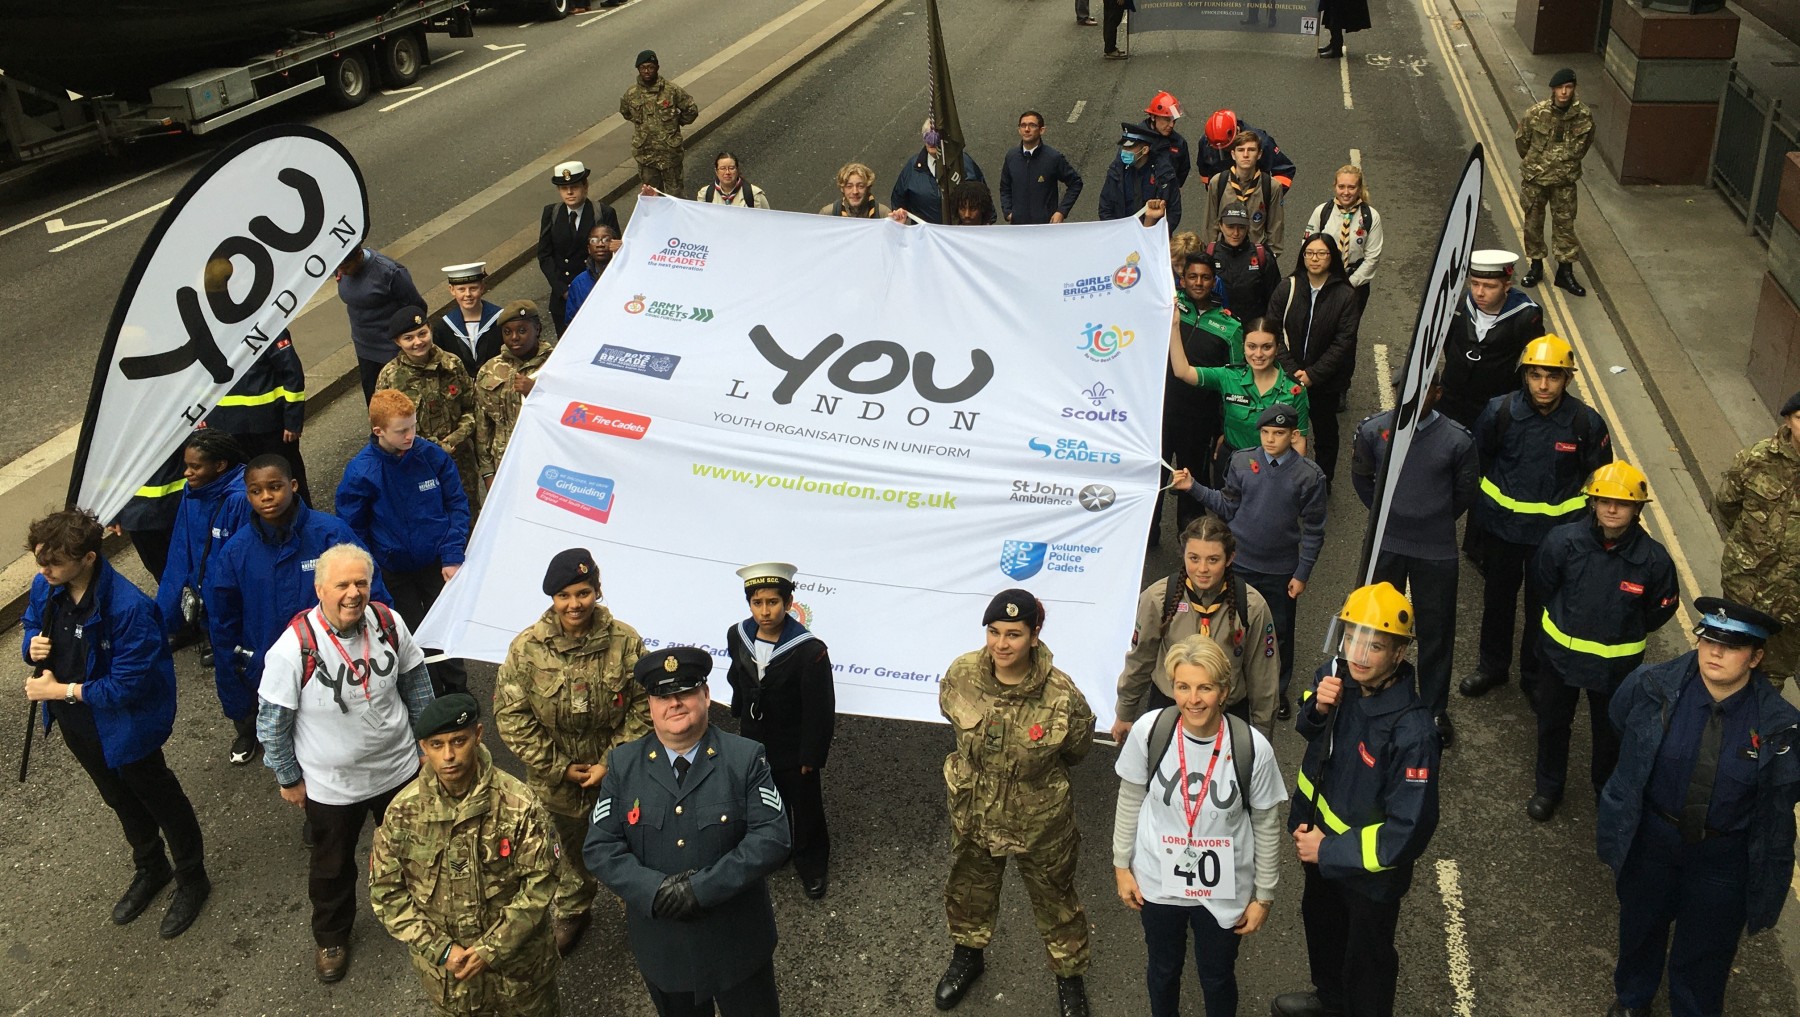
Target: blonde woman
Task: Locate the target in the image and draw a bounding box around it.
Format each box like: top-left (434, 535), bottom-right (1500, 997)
top-left (1302, 164), bottom-right (1384, 316)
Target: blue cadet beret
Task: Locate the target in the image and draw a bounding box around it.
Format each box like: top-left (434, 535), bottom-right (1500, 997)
top-left (634, 646), bottom-right (713, 696)
top-left (387, 306), bottom-right (428, 340)
top-left (1548, 67), bottom-right (1576, 88)
top-left (1693, 597), bottom-right (1782, 648)
top-left (1780, 390), bottom-right (1800, 418)
top-left (543, 547), bottom-right (599, 596)
top-left (983, 588), bottom-right (1043, 630)
top-left (414, 693), bottom-right (480, 739)
top-left (1258, 403), bottom-right (1299, 429)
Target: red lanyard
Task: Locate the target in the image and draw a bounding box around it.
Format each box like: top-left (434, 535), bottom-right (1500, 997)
top-left (1175, 720), bottom-right (1226, 840)
top-left (320, 611), bottom-right (374, 704)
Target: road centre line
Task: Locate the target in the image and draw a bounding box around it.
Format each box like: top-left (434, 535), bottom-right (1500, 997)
top-left (1419, 0), bottom-right (1701, 636)
top-left (436, 49), bottom-right (465, 62)
top-left (1373, 344), bottom-right (1395, 411)
top-left (48, 198), bottom-right (171, 253)
top-left (380, 49), bottom-right (527, 113)
top-left (1436, 859), bottom-right (1477, 1017)
top-left (1341, 54), bottom-right (1354, 110)
top-left (0, 154), bottom-right (200, 239)
top-left (1067, 99), bottom-right (1086, 123)
top-left (1350, 147), bottom-right (1362, 168)
top-left (580, 0), bottom-right (640, 27)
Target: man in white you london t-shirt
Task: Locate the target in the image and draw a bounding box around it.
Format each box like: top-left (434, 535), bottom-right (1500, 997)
top-left (256, 543), bottom-right (434, 985)
top-left (1113, 635), bottom-right (1286, 1017)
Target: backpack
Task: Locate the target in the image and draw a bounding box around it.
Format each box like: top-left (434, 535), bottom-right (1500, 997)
top-left (1146, 706), bottom-right (1255, 807)
top-left (289, 602), bottom-right (400, 710)
top-left (702, 182), bottom-right (757, 208)
top-left (1206, 239), bottom-right (1272, 270)
top-left (1305, 202), bottom-right (1372, 247)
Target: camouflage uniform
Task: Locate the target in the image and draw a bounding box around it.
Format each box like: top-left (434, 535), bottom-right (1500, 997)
top-left (939, 642), bottom-right (1094, 977)
top-left (474, 341), bottom-right (554, 484)
top-left (1717, 430), bottom-right (1800, 689)
top-left (368, 745), bottom-right (561, 1016)
top-left (377, 346), bottom-right (482, 516)
top-left (1514, 97), bottom-right (1593, 263)
top-left (619, 77), bottom-right (699, 194)
top-left (493, 607), bottom-right (649, 919)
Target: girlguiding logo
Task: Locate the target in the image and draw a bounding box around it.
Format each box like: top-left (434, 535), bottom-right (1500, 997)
top-left (1077, 323), bottom-right (1135, 362)
top-left (536, 466), bottom-right (616, 523)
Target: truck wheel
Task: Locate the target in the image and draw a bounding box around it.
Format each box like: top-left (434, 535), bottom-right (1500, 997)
top-left (324, 49), bottom-right (373, 110)
top-left (540, 0), bottom-right (569, 20)
top-left (379, 32), bottom-right (425, 88)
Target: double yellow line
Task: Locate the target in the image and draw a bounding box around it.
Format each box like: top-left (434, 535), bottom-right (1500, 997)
top-left (1420, 0), bottom-right (1701, 639)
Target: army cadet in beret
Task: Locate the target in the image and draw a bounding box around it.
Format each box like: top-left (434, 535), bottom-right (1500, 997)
top-left (620, 51), bottom-right (699, 196)
top-left (586, 646), bottom-right (792, 1016)
top-left (1716, 390), bottom-right (1800, 693)
top-left (369, 694), bottom-right (563, 1016)
top-left (474, 301), bottom-right (554, 490)
top-left (375, 306), bottom-right (482, 518)
top-left (1599, 598), bottom-right (1800, 1017)
top-left (935, 590), bottom-right (1096, 1017)
top-left (494, 549), bottom-right (649, 955)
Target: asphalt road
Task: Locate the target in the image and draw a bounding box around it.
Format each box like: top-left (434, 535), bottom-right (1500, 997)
top-left (2, 0), bottom-right (1797, 1014)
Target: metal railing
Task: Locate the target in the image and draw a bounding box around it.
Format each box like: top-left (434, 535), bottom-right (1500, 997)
top-left (1711, 63), bottom-right (1800, 240)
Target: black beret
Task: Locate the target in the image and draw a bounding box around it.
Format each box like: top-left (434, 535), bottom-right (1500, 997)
top-left (1693, 597), bottom-right (1783, 647)
top-left (634, 646), bottom-right (713, 696)
top-left (413, 693), bottom-right (480, 739)
top-left (1258, 403), bottom-right (1299, 429)
top-left (387, 306), bottom-right (428, 340)
top-left (982, 588), bottom-right (1043, 629)
top-left (1780, 390), bottom-right (1800, 417)
top-left (542, 547), bottom-right (599, 596)
top-left (636, 49), bottom-right (658, 67)
top-left (1549, 67), bottom-right (1576, 88)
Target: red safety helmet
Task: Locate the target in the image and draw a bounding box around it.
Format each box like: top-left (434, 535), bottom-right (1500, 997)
top-left (1204, 109), bottom-right (1241, 149)
top-left (1144, 91), bottom-right (1184, 120)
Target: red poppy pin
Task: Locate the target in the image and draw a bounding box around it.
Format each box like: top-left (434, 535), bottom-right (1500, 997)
top-left (615, 690), bottom-right (625, 707)
top-left (627, 798), bottom-right (641, 826)
top-left (1290, 385), bottom-right (1301, 395)
top-left (1029, 723), bottom-right (1045, 742)
top-left (1751, 731), bottom-right (1761, 751)
top-left (1250, 460), bottom-right (1261, 474)
top-left (500, 837), bottom-right (512, 858)
top-left (447, 384), bottom-right (460, 397)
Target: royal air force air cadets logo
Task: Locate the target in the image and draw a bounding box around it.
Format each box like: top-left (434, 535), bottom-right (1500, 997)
top-left (1000, 540), bottom-right (1048, 581)
top-left (759, 784), bottom-right (784, 814)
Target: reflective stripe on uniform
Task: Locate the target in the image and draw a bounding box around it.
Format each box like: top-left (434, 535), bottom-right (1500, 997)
top-left (1360, 823), bottom-right (1393, 872)
top-left (136, 477), bottom-right (186, 499)
top-left (1540, 608), bottom-right (1646, 659)
top-left (215, 386), bottom-right (305, 407)
top-left (1479, 475), bottom-right (1586, 516)
top-left (1294, 771), bottom-right (1350, 834)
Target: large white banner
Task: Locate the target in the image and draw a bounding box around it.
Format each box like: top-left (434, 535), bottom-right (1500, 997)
top-left (72, 125), bottom-right (368, 523)
top-left (420, 197), bottom-right (1172, 728)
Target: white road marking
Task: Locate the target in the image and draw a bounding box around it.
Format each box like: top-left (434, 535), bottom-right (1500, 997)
top-left (580, 1), bottom-right (638, 27)
top-left (484, 42), bottom-right (528, 50)
top-left (379, 86), bottom-right (424, 96)
top-left (436, 49), bottom-right (465, 62)
top-left (1350, 148), bottom-right (1362, 168)
top-left (1341, 54), bottom-right (1354, 109)
top-left (0, 154), bottom-right (199, 239)
top-left (44, 217), bottom-right (108, 234)
top-left (1437, 859), bottom-right (1476, 1017)
top-left (517, 20), bottom-right (533, 28)
top-left (9, 989), bottom-right (52, 1016)
top-left (1373, 344), bottom-right (1394, 410)
top-left (380, 49), bottom-right (528, 112)
top-left (1067, 99), bottom-right (1086, 124)
top-left (48, 198), bottom-right (170, 253)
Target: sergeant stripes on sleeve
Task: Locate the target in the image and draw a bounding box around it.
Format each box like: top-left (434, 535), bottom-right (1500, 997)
top-left (759, 786), bottom-right (783, 813)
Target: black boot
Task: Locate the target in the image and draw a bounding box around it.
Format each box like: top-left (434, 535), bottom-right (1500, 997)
top-left (112, 861), bottom-right (174, 925)
top-left (1521, 259), bottom-right (1544, 287)
top-left (1605, 1003), bottom-right (1649, 1017)
top-left (1271, 992), bottom-right (1342, 1017)
top-left (229, 715), bottom-right (260, 766)
top-left (1526, 794), bottom-right (1559, 822)
top-left (160, 873), bottom-right (211, 939)
top-left (1318, 28), bottom-right (1344, 58)
top-left (1056, 975), bottom-right (1090, 1017)
top-left (1555, 262), bottom-right (1586, 297)
top-left (934, 945), bottom-right (985, 1011)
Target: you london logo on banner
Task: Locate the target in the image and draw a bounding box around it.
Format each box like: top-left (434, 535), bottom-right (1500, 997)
top-left (71, 125), bottom-right (369, 522)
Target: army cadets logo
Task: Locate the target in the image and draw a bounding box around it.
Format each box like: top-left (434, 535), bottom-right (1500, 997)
top-left (1005, 602), bottom-right (1020, 618)
top-left (624, 294), bottom-right (716, 323)
top-left (624, 295), bottom-right (646, 314)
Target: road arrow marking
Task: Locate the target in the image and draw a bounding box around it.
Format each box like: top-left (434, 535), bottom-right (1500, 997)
top-left (45, 217), bottom-right (108, 233)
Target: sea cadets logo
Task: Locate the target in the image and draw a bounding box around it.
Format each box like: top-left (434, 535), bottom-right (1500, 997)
top-left (1077, 322), bottom-right (1134, 362)
top-left (1063, 252), bottom-right (1143, 299)
top-left (536, 465), bottom-right (617, 523)
top-left (1000, 539), bottom-right (1101, 579)
top-left (592, 344), bottom-right (680, 380)
top-left (1029, 436), bottom-right (1122, 464)
top-left (625, 294), bottom-right (715, 323)
top-left (649, 236), bottom-right (709, 271)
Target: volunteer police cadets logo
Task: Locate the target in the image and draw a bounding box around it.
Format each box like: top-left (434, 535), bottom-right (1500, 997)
top-left (1000, 540), bottom-right (1048, 580)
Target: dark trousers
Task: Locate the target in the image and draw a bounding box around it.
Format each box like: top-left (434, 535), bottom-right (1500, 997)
top-left (1140, 900), bottom-right (1242, 1017)
top-left (1533, 673), bottom-right (1617, 801)
top-left (771, 766), bottom-right (829, 880)
top-left (1102, 0), bottom-right (1126, 51)
top-left (304, 774), bottom-right (411, 947)
top-left (1237, 567), bottom-right (1297, 699)
top-left (383, 566), bottom-right (467, 695)
top-left (1310, 396), bottom-right (1344, 486)
top-left (1300, 863), bottom-right (1402, 1017)
top-left (1476, 536), bottom-right (1544, 693)
top-left (54, 703), bottom-right (206, 885)
top-left (357, 357), bottom-right (386, 402)
top-left (1372, 551), bottom-right (1458, 719)
top-left (128, 528), bottom-right (174, 585)
top-left (644, 959), bottom-right (780, 1017)
top-left (1614, 818), bottom-right (1748, 1016)
top-left (1075, 0), bottom-right (1090, 19)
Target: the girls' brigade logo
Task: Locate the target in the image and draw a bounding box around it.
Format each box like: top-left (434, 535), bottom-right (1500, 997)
top-left (624, 295), bottom-right (647, 315)
top-left (1112, 251), bottom-right (1142, 290)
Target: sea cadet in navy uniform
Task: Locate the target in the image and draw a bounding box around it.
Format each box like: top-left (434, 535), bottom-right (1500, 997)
top-left (432, 263), bottom-right (504, 375)
top-left (1598, 598), bottom-right (1800, 1017)
top-left (537, 161), bottom-right (623, 335)
top-left (585, 646), bottom-right (791, 1017)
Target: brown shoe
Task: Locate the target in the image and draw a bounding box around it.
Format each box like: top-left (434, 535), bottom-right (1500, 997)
top-left (315, 945), bottom-right (349, 983)
top-left (553, 912), bottom-right (590, 955)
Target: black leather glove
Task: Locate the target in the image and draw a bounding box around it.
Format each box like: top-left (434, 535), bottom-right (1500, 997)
top-left (652, 871), bottom-right (702, 921)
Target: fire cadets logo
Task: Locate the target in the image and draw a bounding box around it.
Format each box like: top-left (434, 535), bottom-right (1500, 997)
top-left (560, 402), bottom-right (651, 440)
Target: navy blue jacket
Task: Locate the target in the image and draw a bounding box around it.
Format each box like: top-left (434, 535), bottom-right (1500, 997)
top-left (207, 331), bottom-right (305, 437)
top-left (23, 561), bottom-right (178, 768)
top-left (1532, 520), bottom-right (1679, 691)
top-left (1350, 409), bottom-right (1478, 561)
top-left (155, 462), bottom-right (252, 641)
top-left (1439, 289), bottom-right (1545, 429)
top-left (1207, 236), bottom-right (1280, 322)
top-left (1097, 151), bottom-right (1182, 233)
top-left (725, 617), bottom-right (836, 771)
top-left (1290, 660), bottom-right (1440, 902)
top-left (890, 148), bottom-right (985, 225)
top-left (337, 249), bottom-right (426, 363)
top-left (1193, 121), bottom-right (1296, 189)
top-left (999, 143), bottom-right (1083, 224)
top-left (1472, 391), bottom-right (1612, 546)
top-left (1188, 446), bottom-right (1328, 582)
top-left (1140, 119), bottom-right (1192, 189)
top-left (336, 436), bottom-right (470, 574)
top-left (1599, 653), bottom-right (1800, 932)
top-left (206, 502), bottom-right (392, 711)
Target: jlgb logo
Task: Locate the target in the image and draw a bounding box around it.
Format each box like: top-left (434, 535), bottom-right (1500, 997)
top-left (1078, 323), bottom-right (1134, 362)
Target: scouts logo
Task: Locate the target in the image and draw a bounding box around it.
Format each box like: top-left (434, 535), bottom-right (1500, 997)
top-left (1112, 252), bottom-right (1142, 290)
top-left (1000, 540), bottom-right (1048, 581)
top-left (625, 294), bottom-right (647, 315)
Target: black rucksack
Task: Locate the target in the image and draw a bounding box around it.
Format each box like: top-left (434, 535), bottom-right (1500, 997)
top-left (1145, 707), bottom-right (1255, 805)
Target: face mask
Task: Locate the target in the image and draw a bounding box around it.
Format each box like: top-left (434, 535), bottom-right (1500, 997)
top-left (1119, 149), bottom-right (1137, 166)
top-left (923, 129), bottom-right (941, 148)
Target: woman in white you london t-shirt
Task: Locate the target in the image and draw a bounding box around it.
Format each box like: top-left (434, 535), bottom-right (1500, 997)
top-left (1113, 634), bottom-right (1286, 1017)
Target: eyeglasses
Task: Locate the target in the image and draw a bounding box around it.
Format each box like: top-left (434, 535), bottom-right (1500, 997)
top-left (1303, 250), bottom-right (1331, 258)
top-left (587, 237), bottom-right (611, 245)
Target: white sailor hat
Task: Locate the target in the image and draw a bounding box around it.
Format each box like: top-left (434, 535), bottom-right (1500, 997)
top-left (442, 262), bottom-right (487, 285)
top-left (551, 160), bottom-right (591, 185)
top-left (1468, 249), bottom-right (1519, 279)
top-left (736, 562), bottom-right (798, 590)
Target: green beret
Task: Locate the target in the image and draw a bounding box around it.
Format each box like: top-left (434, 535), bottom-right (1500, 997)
top-left (414, 693), bottom-right (480, 739)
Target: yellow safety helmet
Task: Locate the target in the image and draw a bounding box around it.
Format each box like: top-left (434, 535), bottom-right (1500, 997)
top-left (1583, 461), bottom-right (1651, 502)
top-left (1337, 582), bottom-right (1414, 639)
top-left (1518, 334), bottom-right (1576, 372)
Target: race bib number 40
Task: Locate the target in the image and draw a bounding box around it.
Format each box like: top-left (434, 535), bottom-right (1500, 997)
top-left (1158, 836), bottom-right (1236, 900)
